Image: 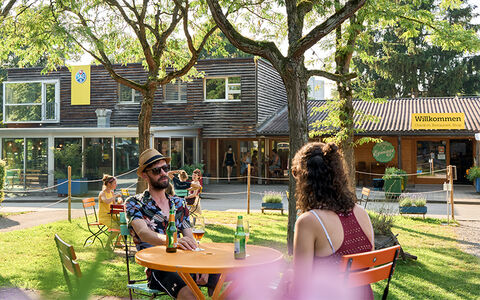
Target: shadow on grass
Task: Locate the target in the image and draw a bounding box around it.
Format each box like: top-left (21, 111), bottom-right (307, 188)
top-left (393, 224), bottom-right (480, 247)
top-left (380, 247), bottom-right (480, 299)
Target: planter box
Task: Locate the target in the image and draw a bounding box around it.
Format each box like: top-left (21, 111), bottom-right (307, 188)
top-left (384, 177), bottom-right (402, 199)
top-left (57, 179), bottom-right (88, 196)
top-left (261, 202), bottom-right (284, 214)
top-left (476, 178), bottom-right (480, 193)
top-left (399, 206), bottom-right (427, 217)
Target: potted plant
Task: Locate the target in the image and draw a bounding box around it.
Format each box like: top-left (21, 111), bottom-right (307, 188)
top-left (383, 167), bottom-right (407, 199)
top-left (261, 191), bottom-right (284, 213)
top-left (466, 166), bottom-right (480, 193)
top-left (54, 144), bottom-right (88, 196)
top-left (399, 196), bottom-right (427, 216)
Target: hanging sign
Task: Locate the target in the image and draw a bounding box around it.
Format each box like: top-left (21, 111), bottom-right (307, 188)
top-left (411, 113), bottom-right (465, 129)
top-left (372, 141), bottom-right (395, 163)
top-left (70, 65), bottom-right (91, 105)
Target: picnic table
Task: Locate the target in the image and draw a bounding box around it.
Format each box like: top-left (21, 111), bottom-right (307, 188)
top-left (135, 242), bottom-right (284, 300)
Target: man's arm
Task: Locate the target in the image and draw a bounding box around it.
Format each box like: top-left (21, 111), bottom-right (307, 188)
top-left (131, 219), bottom-right (167, 246)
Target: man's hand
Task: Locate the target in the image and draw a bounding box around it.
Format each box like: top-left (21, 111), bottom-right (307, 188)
top-left (177, 236), bottom-right (197, 250)
top-left (196, 273), bottom-right (208, 285)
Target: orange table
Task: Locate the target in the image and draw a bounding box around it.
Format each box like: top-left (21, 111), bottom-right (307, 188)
top-left (135, 242), bottom-right (284, 300)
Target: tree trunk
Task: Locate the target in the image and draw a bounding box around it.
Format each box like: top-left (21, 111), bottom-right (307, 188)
top-left (337, 82), bottom-right (356, 193)
top-left (136, 88), bottom-right (155, 193)
top-left (282, 61), bottom-right (309, 254)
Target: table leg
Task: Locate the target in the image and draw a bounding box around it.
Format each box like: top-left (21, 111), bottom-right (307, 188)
top-left (218, 279), bottom-right (239, 300)
top-left (178, 272), bottom-right (205, 300)
top-left (211, 273), bottom-right (227, 300)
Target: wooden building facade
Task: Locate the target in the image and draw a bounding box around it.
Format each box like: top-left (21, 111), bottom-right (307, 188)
top-left (1, 58), bottom-right (288, 187)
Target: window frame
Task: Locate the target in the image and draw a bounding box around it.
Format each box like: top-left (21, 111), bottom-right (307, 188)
top-left (118, 84), bottom-right (142, 104)
top-left (3, 79), bottom-right (60, 124)
top-left (204, 76), bottom-right (241, 102)
top-left (163, 81), bottom-right (187, 103)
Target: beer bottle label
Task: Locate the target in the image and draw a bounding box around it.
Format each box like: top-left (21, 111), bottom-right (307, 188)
top-left (234, 238), bottom-right (240, 254)
top-left (173, 232), bottom-right (177, 248)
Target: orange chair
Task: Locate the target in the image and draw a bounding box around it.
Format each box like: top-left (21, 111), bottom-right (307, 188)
top-left (82, 197), bottom-right (107, 248)
top-left (340, 245), bottom-right (401, 300)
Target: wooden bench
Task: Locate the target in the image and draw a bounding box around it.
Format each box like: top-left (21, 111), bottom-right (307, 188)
top-left (261, 206), bottom-right (284, 215)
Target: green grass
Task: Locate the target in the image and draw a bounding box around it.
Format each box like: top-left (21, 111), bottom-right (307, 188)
top-left (0, 211), bottom-right (478, 299)
top-left (0, 211), bottom-right (33, 217)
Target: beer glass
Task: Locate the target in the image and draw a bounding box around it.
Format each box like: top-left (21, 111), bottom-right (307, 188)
top-left (192, 216), bottom-right (205, 251)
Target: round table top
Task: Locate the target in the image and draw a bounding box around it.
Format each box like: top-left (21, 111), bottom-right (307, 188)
top-left (135, 242), bottom-right (284, 274)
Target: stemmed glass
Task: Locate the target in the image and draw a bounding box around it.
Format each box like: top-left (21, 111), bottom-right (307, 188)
top-left (244, 220), bottom-right (250, 244)
top-left (192, 216), bottom-right (205, 251)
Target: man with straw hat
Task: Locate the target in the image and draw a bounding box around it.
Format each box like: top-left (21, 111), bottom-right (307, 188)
top-left (125, 148), bottom-right (218, 299)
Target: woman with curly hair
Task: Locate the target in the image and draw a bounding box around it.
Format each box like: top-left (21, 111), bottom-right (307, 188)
top-left (291, 142), bottom-right (374, 299)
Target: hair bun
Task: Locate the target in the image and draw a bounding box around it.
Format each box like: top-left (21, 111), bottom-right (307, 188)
top-left (324, 142), bottom-right (338, 154)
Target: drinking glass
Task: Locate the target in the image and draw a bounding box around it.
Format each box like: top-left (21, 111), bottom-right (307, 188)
top-left (192, 216), bottom-right (205, 251)
top-left (244, 220), bottom-right (250, 243)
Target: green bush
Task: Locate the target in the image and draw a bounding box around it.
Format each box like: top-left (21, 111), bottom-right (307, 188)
top-left (368, 210), bottom-right (394, 235)
top-left (414, 198), bottom-right (427, 207)
top-left (383, 167), bottom-right (408, 188)
top-left (54, 144), bottom-right (83, 179)
top-left (0, 160), bottom-right (5, 205)
top-left (466, 166), bottom-right (480, 181)
top-left (262, 191), bottom-right (283, 203)
top-left (399, 197), bottom-right (413, 207)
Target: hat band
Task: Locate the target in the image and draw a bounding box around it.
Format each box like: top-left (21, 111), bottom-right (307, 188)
top-left (143, 154), bottom-right (165, 167)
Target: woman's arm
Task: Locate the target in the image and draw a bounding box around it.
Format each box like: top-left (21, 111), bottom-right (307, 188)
top-left (293, 214), bottom-right (315, 290)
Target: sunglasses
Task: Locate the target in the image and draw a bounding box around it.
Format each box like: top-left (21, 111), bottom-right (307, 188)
top-left (145, 165), bottom-right (170, 175)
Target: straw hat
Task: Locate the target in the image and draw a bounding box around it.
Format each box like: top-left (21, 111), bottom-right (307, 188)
top-left (137, 148), bottom-right (171, 176)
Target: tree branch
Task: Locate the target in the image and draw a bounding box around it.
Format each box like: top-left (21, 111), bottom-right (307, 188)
top-left (1, 0), bottom-right (16, 18)
top-left (206, 0), bottom-right (284, 69)
top-left (153, 3), bottom-right (182, 61)
top-left (289, 0), bottom-right (366, 58)
top-left (307, 69), bottom-right (357, 82)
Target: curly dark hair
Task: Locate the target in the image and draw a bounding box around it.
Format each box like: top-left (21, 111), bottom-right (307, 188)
top-left (291, 142), bottom-right (356, 214)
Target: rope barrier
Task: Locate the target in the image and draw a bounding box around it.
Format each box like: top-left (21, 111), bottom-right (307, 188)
top-left (355, 168), bottom-right (447, 177)
top-left (42, 197), bottom-right (69, 208)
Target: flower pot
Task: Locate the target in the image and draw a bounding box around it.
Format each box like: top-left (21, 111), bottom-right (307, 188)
top-left (57, 178), bottom-right (88, 195)
top-left (476, 177), bottom-right (480, 193)
top-left (261, 202), bottom-right (283, 209)
top-left (384, 177), bottom-right (402, 199)
top-left (399, 206), bottom-right (427, 214)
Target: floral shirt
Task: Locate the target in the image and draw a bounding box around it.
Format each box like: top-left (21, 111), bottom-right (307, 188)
top-left (125, 190), bottom-right (191, 250)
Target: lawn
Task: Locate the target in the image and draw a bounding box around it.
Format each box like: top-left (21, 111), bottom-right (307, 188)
top-left (0, 211), bottom-right (478, 299)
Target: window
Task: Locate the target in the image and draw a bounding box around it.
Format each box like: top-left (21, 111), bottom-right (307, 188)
top-left (416, 141), bottom-right (447, 178)
top-left (205, 77), bottom-right (241, 101)
top-left (164, 81), bottom-right (187, 102)
top-left (119, 84), bottom-right (142, 103)
top-left (3, 80), bottom-right (59, 123)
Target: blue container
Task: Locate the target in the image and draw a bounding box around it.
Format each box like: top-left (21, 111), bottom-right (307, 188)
top-left (476, 178), bottom-right (480, 193)
top-left (57, 179), bottom-right (88, 195)
top-left (399, 206), bottom-right (427, 215)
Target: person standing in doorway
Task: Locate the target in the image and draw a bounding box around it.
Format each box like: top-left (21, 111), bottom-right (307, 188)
top-left (222, 145), bottom-right (236, 183)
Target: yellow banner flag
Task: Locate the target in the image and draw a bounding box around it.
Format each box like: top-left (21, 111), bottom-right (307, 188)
top-left (411, 113), bottom-right (465, 130)
top-left (71, 65), bottom-right (91, 105)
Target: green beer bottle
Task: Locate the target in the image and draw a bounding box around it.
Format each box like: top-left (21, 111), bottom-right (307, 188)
top-left (166, 208), bottom-right (177, 253)
top-left (234, 215), bottom-right (246, 259)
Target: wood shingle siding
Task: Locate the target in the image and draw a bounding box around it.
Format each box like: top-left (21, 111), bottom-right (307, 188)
top-left (6, 58), bottom-right (287, 136)
top-left (256, 59), bottom-right (287, 125)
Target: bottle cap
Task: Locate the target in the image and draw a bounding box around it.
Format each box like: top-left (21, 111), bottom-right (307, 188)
top-left (238, 215), bottom-right (243, 219)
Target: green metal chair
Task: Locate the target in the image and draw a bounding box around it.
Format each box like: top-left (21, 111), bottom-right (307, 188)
top-left (54, 234), bottom-right (82, 297)
top-left (119, 212), bottom-right (163, 299)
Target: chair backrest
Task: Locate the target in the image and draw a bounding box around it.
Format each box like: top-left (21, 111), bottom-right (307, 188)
top-left (54, 234), bottom-right (81, 296)
top-left (175, 189), bottom-right (188, 197)
top-left (340, 245), bottom-right (400, 288)
top-left (361, 187), bottom-right (371, 199)
top-left (82, 197), bottom-right (99, 223)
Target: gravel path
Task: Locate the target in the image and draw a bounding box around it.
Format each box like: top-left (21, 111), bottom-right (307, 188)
top-left (455, 220), bottom-right (480, 258)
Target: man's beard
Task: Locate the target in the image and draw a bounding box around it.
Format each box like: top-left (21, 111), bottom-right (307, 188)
top-left (147, 174), bottom-right (169, 190)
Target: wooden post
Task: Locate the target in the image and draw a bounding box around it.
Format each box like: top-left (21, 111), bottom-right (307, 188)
top-left (68, 166), bottom-right (72, 222)
top-left (247, 164), bottom-right (251, 214)
top-left (449, 165), bottom-right (455, 221)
